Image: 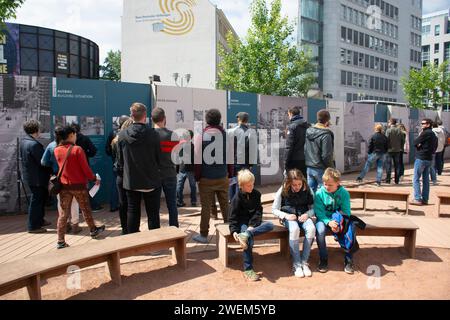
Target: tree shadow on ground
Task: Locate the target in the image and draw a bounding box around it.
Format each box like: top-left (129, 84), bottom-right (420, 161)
top-left (68, 256), bottom-right (217, 300)
top-left (407, 209), bottom-right (426, 216)
top-left (222, 245), bottom-right (444, 282)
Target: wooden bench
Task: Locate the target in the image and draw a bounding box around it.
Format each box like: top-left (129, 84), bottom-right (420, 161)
top-left (435, 191), bottom-right (450, 218)
top-left (215, 217), bottom-right (418, 267)
top-left (215, 224), bottom-right (289, 268)
top-left (346, 188), bottom-right (410, 215)
top-left (0, 227), bottom-right (187, 300)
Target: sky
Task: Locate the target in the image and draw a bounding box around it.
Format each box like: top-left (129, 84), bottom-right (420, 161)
top-left (10, 0), bottom-right (450, 64)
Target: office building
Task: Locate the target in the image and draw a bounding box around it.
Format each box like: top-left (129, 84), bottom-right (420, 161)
top-left (298, 0), bottom-right (423, 102)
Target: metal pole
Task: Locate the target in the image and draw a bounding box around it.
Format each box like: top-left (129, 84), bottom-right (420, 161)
top-left (16, 137), bottom-right (21, 213)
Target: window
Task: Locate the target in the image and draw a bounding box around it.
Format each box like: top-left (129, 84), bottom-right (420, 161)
top-left (302, 0), bottom-right (321, 20)
top-left (375, 77), bottom-right (379, 90)
top-left (353, 51), bottom-right (358, 66)
top-left (301, 19), bottom-right (320, 42)
top-left (359, 53), bottom-right (364, 67)
top-left (365, 34), bottom-right (370, 48)
top-left (435, 43), bottom-right (439, 54)
top-left (370, 76), bottom-right (374, 89)
top-left (444, 42), bottom-right (450, 61)
top-left (340, 49), bottom-right (345, 63)
top-left (422, 25), bottom-right (430, 35)
top-left (347, 93), bottom-right (352, 102)
top-left (353, 30), bottom-right (359, 45)
top-left (365, 54), bottom-right (370, 68)
top-left (341, 70), bottom-right (346, 85)
top-left (435, 25), bottom-right (440, 36)
top-left (347, 71), bottom-right (352, 85)
top-left (370, 55), bottom-right (374, 69)
top-left (347, 28), bottom-right (352, 43)
top-left (341, 27), bottom-right (346, 41)
top-left (359, 32), bottom-right (364, 46)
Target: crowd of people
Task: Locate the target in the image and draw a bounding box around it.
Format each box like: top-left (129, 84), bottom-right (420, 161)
top-left (18, 102), bottom-right (448, 281)
top-left (356, 118), bottom-right (448, 205)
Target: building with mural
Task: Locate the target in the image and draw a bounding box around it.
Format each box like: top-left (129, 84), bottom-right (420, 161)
top-left (122, 0), bottom-right (237, 89)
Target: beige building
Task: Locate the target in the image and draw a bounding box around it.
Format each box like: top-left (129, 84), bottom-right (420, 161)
top-left (122, 0), bottom-right (237, 89)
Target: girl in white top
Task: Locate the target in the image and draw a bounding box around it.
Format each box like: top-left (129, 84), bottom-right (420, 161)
top-left (272, 169), bottom-right (316, 278)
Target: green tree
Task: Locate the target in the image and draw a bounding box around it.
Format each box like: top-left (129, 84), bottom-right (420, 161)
top-left (217, 0), bottom-right (315, 97)
top-left (100, 50), bottom-right (121, 81)
top-left (0, 0), bottom-right (25, 22)
top-left (401, 61), bottom-right (450, 109)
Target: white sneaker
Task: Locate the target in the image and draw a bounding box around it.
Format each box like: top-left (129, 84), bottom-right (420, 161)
top-left (294, 265), bottom-right (305, 278)
top-left (302, 263), bottom-right (312, 277)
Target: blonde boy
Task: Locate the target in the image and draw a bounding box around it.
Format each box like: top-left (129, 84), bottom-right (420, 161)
top-left (228, 170), bottom-right (274, 281)
top-left (314, 168), bottom-right (354, 274)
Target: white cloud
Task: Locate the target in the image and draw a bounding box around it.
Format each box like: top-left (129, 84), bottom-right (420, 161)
top-left (9, 0), bottom-right (450, 65)
top-left (423, 0), bottom-right (450, 14)
top-left (12, 0), bottom-right (123, 63)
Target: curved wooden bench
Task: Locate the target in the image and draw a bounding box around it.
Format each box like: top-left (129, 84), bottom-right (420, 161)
top-left (0, 227), bottom-right (187, 300)
top-left (435, 191), bottom-right (450, 218)
top-left (346, 188), bottom-right (410, 214)
top-left (215, 216), bottom-right (418, 267)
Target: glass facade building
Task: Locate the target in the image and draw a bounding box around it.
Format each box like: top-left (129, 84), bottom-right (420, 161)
top-left (298, 0), bottom-right (422, 103)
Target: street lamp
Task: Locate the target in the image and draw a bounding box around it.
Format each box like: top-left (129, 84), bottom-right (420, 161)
top-left (173, 73), bottom-right (191, 87)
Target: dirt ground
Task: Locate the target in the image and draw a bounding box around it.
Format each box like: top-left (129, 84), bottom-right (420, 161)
top-left (2, 244), bottom-right (449, 300)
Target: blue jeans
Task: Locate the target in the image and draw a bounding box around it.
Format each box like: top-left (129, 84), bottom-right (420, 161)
top-left (385, 152), bottom-right (401, 184)
top-left (28, 186), bottom-right (47, 231)
top-left (413, 159), bottom-right (432, 202)
top-left (162, 176), bottom-right (179, 227)
top-left (284, 219), bottom-right (316, 267)
top-left (176, 171), bottom-right (197, 205)
top-left (307, 167), bottom-right (325, 193)
top-left (240, 221), bottom-right (274, 271)
top-left (110, 169), bottom-right (119, 210)
top-left (358, 153), bottom-right (385, 183)
top-left (316, 221), bottom-right (353, 262)
top-left (430, 154), bottom-right (437, 183)
top-left (435, 151), bottom-right (444, 175)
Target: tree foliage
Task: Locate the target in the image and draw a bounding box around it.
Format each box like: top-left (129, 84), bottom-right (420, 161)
top-left (401, 61), bottom-right (450, 109)
top-left (0, 0), bottom-right (25, 22)
top-left (100, 50), bottom-right (121, 81)
top-left (217, 0), bottom-right (315, 97)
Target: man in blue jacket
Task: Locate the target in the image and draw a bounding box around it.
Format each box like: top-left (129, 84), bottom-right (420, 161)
top-left (20, 120), bottom-right (51, 233)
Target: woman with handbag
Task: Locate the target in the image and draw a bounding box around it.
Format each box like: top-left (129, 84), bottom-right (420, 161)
top-left (54, 125), bottom-right (105, 249)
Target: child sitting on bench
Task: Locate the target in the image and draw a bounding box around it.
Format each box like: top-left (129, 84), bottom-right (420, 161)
top-left (229, 169), bottom-right (274, 281)
top-left (315, 168), bottom-right (355, 274)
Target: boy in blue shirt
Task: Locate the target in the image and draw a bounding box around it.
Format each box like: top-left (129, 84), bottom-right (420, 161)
top-left (314, 168), bottom-right (354, 274)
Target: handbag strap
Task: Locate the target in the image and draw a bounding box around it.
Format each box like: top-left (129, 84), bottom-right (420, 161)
top-left (57, 145), bottom-right (74, 178)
